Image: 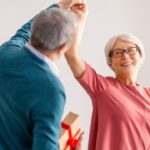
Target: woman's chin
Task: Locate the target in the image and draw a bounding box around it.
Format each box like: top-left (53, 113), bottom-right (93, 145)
top-left (118, 70), bottom-right (136, 78)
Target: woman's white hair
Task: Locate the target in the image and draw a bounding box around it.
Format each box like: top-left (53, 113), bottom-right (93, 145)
top-left (105, 33), bottom-right (145, 65)
top-left (31, 8), bottom-right (78, 51)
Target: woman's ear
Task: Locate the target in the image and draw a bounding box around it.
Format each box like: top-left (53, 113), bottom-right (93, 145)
top-left (139, 62), bottom-right (143, 68)
top-left (139, 57), bottom-right (144, 67)
top-left (109, 63), bottom-right (115, 71)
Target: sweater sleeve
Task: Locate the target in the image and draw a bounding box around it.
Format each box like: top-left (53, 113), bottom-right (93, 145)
top-left (30, 81), bottom-right (65, 150)
top-left (0, 4), bottom-right (59, 49)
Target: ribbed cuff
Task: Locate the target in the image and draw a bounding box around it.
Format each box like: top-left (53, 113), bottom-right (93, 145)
top-left (49, 4), bottom-right (60, 8)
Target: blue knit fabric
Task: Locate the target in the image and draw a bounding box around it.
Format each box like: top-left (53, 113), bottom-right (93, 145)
top-left (0, 4), bottom-right (65, 150)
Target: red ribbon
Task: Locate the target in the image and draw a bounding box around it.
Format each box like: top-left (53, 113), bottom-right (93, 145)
top-left (61, 122), bottom-right (81, 150)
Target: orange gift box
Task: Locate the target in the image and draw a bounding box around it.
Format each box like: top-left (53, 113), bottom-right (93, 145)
top-left (59, 112), bottom-right (81, 150)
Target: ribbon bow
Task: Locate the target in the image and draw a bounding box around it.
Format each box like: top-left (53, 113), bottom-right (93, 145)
top-left (61, 122), bottom-right (81, 150)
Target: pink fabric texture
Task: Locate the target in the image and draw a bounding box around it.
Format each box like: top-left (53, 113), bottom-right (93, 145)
top-left (77, 64), bottom-right (150, 150)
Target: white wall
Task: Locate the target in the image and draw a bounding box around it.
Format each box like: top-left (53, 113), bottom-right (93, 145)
top-left (0, 0), bottom-right (150, 149)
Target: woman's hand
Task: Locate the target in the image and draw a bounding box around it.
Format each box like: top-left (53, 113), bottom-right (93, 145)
top-left (70, 2), bottom-right (88, 23)
top-left (68, 2), bottom-right (88, 51)
top-left (58, 0), bottom-right (85, 10)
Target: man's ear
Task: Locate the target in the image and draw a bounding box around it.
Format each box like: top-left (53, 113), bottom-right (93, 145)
top-left (57, 43), bottom-right (68, 54)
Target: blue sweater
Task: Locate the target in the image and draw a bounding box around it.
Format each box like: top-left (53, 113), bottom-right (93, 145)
top-left (0, 4), bottom-right (65, 150)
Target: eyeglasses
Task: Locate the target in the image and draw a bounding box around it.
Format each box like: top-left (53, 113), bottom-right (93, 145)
top-left (109, 47), bottom-right (138, 57)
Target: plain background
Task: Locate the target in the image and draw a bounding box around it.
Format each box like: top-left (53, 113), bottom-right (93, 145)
top-left (0, 0), bottom-right (150, 149)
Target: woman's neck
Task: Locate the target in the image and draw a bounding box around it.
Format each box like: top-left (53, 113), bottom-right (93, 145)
top-left (115, 74), bottom-right (137, 86)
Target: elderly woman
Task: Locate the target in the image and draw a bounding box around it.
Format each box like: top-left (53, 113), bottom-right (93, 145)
top-left (65, 2), bottom-right (150, 150)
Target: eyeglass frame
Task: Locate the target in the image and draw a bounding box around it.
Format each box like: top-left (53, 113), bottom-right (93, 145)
top-left (109, 46), bottom-right (139, 58)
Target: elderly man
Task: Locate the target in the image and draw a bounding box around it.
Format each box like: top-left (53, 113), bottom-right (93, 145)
top-left (0, 1), bottom-right (85, 150)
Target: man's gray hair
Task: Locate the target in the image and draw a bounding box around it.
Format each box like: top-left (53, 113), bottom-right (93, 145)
top-left (105, 33), bottom-right (145, 65)
top-left (31, 8), bottom-right (77, 51)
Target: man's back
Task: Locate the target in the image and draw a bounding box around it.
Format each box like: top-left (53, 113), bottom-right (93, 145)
top-left (0, 14), bottom-right (65, 150)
